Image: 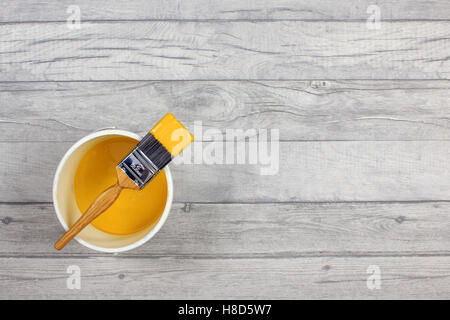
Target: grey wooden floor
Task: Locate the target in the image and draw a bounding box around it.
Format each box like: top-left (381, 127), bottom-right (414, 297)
top-left (0, 1), bottom-right (449, 299)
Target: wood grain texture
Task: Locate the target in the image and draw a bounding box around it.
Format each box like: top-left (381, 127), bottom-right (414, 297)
top-left (2, 0), bottom-right (450, 22)
top-left (1, 0), bottom-right (450, 300)
top-left (1, 80), bottom-right (449, 142)
top-left (1, 21), bottom-right (449, 81)
top-left (1, 141), bottom-right (449, 202)
top-left (1, 202), bottom-right (449, 257)
top-left (0, 256), bottom-right (449, 299)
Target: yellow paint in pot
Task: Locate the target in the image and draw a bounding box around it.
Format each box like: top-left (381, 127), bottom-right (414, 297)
top-left (74, 136), bottom-right (168, 235)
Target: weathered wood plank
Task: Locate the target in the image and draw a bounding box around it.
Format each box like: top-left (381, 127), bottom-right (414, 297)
top-left (0, 256), bottom-right (448, 299)
top-left (1, 202), bottom-right (449, 256)
top-left (2, 0), bottom-right (449, 22)
top-left (0, 141), bottom-right (449, 202)
top-left (1, 80), bottom-right (449, 142)
top-left (1, 21), bottom-right (449, 81)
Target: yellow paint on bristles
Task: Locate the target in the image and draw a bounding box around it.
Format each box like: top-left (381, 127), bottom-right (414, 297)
top-left (150, 113), bottom-right (194, 157)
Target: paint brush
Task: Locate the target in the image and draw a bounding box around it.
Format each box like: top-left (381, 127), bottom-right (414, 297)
top-left (55, 113), bottom-right (193, 250)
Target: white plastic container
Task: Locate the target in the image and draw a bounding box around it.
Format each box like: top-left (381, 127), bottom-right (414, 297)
top-left (53, 129), bottom-right (173, 253)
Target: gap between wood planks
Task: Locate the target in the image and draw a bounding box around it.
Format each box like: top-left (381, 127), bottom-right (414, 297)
top-left (3, 200), bottom-right (450, 205)
top-left (2, 19), bottom-right (450, 25)
top-left (1, 252), bottom-right (450, 259)
top-left (1, 79), bottom-right (450, 82)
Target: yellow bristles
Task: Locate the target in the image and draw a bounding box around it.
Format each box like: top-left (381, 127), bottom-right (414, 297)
top-left (150, 113), bottom-right (194, 157)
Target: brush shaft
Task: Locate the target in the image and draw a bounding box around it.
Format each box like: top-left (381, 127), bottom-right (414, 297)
top-left (54, 167), bottom-right (139, 250)
top-left (54, 183), bottom-right (123, 250)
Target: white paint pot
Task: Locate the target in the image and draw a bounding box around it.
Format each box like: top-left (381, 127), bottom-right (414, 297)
top-left (53, 129), bottom-right (173, 253)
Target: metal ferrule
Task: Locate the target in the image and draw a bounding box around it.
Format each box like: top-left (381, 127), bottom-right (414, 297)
top-left (118, 147), bottom-right (160, 189)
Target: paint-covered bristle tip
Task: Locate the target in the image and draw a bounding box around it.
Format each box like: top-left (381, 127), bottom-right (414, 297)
top-left (150, 113), bottom-right (194, 156)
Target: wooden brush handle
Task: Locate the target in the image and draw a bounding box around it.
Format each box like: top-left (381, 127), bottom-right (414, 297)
top-left (54, 183), bottom-right (123, 250)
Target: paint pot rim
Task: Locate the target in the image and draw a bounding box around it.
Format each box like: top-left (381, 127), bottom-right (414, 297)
top-left (53, 129), bottom-right (173, 253)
